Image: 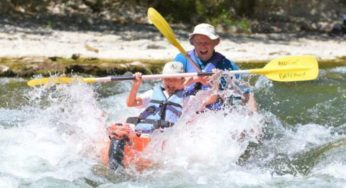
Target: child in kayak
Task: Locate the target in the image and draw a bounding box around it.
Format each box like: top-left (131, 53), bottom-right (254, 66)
top-left (104, 61), bottom-right (194, 171)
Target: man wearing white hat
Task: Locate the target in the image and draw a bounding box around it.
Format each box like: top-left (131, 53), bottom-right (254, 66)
top-left (175, 23), bottom-right (239, 73)
top-left (174, 23), bottom-right (257, 111)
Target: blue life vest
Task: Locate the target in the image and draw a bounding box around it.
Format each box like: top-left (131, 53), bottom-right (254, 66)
top-left (187, 50), bottom-right (238, 72)
top-left (184, 50), bottom-right (239, 94)
top-left (174, 50), bottom-right (239, 73)
top-left (133, 85), bottom-right (184, 133)
top-left (176, 50), bottom-right (241, 110)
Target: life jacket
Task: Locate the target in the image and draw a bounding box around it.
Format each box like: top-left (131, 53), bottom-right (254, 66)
top-left (187, 50), bottom-right (239, 71)
top-left (127, 85), bottom-right (184, 133)
top-left (184, 50), bottom-right (240, 110)
top-left (185, 50), bottom-right (238, 94)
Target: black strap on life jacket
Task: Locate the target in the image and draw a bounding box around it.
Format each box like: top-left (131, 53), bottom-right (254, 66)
top-left (138, 95), bottom-right (182, 121)
top-left (131, 88), bottom-right (183, 130)
top-left (149, 99), bottom-right (183, 108)
top-left (126, 117), bottom-right (173, 129)
top-left (149, 99), bottom-right (182, 120)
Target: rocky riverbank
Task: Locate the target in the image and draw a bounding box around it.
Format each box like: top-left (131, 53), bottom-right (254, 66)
top-left (1, 23), bottom-right (346, 77)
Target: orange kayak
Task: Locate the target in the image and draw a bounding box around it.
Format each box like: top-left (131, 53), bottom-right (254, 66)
top-left (101, 134), bottom-right (152, 171)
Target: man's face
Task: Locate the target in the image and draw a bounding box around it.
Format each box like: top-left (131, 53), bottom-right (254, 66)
top-left (191, 34), bottom-right (219, 61)
top-left (162, 78), bottom-right (185, 95)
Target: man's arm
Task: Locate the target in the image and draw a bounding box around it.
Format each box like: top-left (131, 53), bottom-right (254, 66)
top-left (244, 93), bottom-right (257, 113)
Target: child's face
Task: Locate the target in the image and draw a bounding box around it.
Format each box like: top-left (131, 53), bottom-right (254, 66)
top-left (162, 78), bottom-right (185, 95)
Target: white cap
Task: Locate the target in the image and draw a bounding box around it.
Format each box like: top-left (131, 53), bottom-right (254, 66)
top-left (189, 23), bottom-right (220, 41)
top-left (162, 61), bottom-right (184, 74)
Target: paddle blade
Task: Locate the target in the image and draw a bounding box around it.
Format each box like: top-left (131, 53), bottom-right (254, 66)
top-left (27, 77), bottom-right (98, 87)
top-left (251, 55), bottom-right (319, 82)
top-left (27, 77), bottom-right (74, 87)
top-left (147, 7), bottom-right (187, 56)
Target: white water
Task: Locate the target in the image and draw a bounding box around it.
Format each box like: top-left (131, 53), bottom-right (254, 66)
top-left (0, 83), bottom-right (107, 187)
top-left (0, 79), bottom-right (346, 187)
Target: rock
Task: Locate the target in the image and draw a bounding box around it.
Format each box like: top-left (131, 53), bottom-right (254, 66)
top-left (71, 53), bottom-right (81, 60)
top-left (84, 43), bottom-right (99, 53)
top-left (0, 65), bottom-right (9, 73)
top-left (128, 61), bottom-right (145, 67)
top-left (49, 56), bottom-right (59, 61)
top-left (146, 44), bottom-right (164, 50)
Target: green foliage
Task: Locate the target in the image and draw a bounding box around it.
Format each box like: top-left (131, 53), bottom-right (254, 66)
top-left (154, 0), bottom-right (252, 32)
top-left (1, 0), bottom-right (346, 33)
top-left (207, 9), bottom-right (251, 33)
top-left (46, 20), bottom-right (55, 29)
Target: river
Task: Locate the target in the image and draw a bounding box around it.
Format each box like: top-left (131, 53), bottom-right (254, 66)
top-left (0, 65), bottom-right (345, 187)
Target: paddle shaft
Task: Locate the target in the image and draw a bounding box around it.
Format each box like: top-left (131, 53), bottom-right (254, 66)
top-left (27, 55), bottom-right (319, 86)
top-left (147, 8), bottom-right (201, 72)
top-left (87, 72), bottom-right (214, 83)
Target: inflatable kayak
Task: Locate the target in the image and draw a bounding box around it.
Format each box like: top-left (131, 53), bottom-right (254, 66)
top-left (101, 132), bottom-right (152, 171)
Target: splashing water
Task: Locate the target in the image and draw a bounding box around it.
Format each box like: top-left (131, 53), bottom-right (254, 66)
top-left (140, 106), bottom-right (266, 184)
top-left (0, 67), bottom-right (346, 188)
top-left (0, 83), bottom-right (108, 187)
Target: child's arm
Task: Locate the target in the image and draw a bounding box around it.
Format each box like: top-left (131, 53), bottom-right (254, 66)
top-left (127, 72), bottom-right (143, 107)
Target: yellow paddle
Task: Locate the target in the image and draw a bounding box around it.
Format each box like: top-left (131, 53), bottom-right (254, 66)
top-left (249, 55), bottom-right (319, 82)
top-left (147, 7), bottom-right (201, 72)
top-left (27, 55), bottom-right (319, 87)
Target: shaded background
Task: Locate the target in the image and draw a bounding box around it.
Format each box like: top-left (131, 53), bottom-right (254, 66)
top-left (1, 0), bottom-right (346, 33)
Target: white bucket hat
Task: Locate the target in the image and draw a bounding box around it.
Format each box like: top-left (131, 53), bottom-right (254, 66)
top-left (162, 61), bottom-right (184, 74)
top-left (189, 23), bottom-right (220, 41)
